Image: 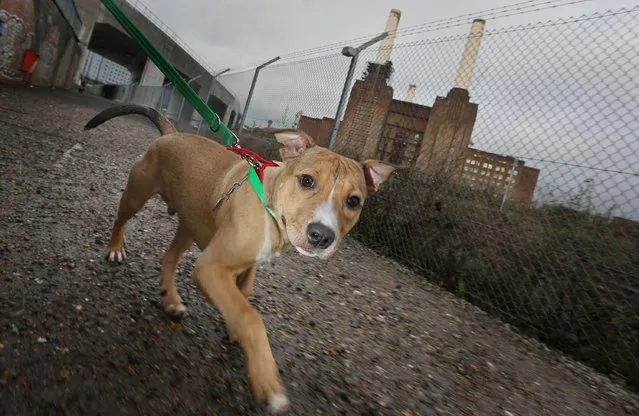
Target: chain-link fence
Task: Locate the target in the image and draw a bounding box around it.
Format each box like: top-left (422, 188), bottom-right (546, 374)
top-left (214, 7), bottom-right (639, 391)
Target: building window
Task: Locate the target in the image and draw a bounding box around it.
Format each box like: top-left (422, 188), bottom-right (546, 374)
top-left (389, 139), bottom-right (406, 165)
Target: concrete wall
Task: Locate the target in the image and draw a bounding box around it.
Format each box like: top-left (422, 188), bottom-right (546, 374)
top-left (0, 0), bottom-right (81, 88)
top-left (79, 0), bottom-right (241, 125)
top-left (94, 1), bottom-right (206, 82)
top-left (298, 115), bottom-right (334, 148)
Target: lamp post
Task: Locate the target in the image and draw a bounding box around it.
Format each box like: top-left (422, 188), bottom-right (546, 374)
top-left (238, 56), bottom-right (280, 133)
top-left (327, 32), bottom-right (388, 150)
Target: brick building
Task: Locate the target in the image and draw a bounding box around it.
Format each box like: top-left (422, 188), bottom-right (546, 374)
top-left (379, 96), bottom-right (430, 166)
top-left (461, 149), bottom-right (540, 206)
top-left (414, 87), bottom-right (478, 178)
top-left (297, 115), bottom-right (334, 148)
top-left (333, 62), bottom-right (395, 161)
top-left (326, 15), bottom-right (540, 207)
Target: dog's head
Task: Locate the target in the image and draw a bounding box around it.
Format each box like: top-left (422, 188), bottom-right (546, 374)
top-left (272, 129), bottom-right (395, 259)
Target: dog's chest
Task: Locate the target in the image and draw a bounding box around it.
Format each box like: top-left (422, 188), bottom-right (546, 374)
top-left (255, 211), bottom-right (283, 264)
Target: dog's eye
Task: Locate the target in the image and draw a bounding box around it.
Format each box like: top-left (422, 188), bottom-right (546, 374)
top-left (346, 195), bottom-right (361, 210)
top-left (299, 174), bottom-right (315, 189)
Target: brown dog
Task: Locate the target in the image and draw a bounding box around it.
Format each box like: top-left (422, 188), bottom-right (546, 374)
top-left (84, 105), bottom-right (395, 413)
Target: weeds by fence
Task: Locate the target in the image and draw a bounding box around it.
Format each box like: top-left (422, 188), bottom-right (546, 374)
top-left (211, 6), bottom-right (639, 391)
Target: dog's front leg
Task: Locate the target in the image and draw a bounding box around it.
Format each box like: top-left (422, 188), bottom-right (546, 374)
top-left (224, 265), bottom-right (258, 343)
top-left (192, 252), bottom-right (288, 413)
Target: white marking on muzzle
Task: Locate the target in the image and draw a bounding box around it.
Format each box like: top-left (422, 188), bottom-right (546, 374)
top-left (311, 185), bottom-right (339, 254)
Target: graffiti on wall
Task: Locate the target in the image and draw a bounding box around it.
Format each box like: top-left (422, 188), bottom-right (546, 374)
top-left (0, 2), bottom-right (35, 82)
top-left (0, 0), bottom-right (77, 86)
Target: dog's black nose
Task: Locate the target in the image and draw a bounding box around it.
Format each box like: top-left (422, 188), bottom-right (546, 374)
top-left (306, 222), bottom-right (335, 249)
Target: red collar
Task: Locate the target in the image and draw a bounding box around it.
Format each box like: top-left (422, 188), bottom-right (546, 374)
top-left (226, 147), bottom-right (279, 182)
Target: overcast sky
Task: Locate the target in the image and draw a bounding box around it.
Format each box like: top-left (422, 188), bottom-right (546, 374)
top-left (134, 0), bottom-right (638, 220)
top-left (138, 0), bottom-right (638, 70)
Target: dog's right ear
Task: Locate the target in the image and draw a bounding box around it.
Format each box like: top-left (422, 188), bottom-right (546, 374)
top-left (274, 129), bottom-right (316, 159)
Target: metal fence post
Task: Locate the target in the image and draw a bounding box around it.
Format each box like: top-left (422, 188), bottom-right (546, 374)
top-left (239, 57), bottom-right (280, 134)
top-left (328, 33), bottom-right (388, 150)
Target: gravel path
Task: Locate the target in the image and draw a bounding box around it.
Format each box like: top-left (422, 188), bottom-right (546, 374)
top-left (1, 85), bottom-right (638, 415)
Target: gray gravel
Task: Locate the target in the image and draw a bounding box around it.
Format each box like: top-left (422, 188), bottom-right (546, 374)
top-left (1, 84), bottom-right (638, 415)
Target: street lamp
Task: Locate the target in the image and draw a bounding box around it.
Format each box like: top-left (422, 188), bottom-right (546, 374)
top-left (327, 32), bottom-right (388, 150)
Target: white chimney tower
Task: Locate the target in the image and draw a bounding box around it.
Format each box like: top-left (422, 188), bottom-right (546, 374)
top-left (453, 19), bottom-right (486, 90)
top-left (375, 9), bottom-right (402, 64)
top-left (405, 84), bottom-right (417, 102)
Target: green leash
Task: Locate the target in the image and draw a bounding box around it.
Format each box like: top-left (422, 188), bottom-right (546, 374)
top-left (101, 0), bottom-right (276, 220)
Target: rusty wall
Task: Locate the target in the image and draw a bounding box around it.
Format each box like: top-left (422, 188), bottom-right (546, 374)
top-left (0, 0), bottom-right (80, 87)
top-left (298, 115), bottom-right (334, 148)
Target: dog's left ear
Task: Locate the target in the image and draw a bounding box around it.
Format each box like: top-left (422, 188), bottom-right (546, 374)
top-left (274, 129), bottom-right (316, 159)
top-left (361, 160), bottom-right (396, 195)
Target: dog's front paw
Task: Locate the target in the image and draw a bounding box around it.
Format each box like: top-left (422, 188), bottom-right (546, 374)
top-left (165, 304), bottom-right (188, 320)
top-left (105, 246), bottom-right (127, 263)
top-left (268, 393), bottom-right (290, 414)
top-left (248, 357), bottom-right (288, 413)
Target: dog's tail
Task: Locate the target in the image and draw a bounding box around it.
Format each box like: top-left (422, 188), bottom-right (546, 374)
top-left (84, 105), bottom-right (177, 136)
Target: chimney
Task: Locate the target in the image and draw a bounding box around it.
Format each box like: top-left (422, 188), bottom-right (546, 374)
top-left (375, 9), bottom-right (401, 64)
top-left (453, 19), bottom-right (486, 90)
top-left (405, 84), bottom-right (416, 102)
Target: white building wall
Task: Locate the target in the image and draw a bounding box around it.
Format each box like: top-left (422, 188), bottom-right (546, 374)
top-left (82, 51), bottom-right (132, 85)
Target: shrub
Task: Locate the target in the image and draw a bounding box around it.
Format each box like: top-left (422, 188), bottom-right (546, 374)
top-left (354, 173), bottom-right (639, 391)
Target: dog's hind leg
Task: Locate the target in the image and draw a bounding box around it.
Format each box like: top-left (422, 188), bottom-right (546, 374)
top-left (160, 221), bottom-right (193, 320)
top-left (106, 153), bottom-right (159, 262)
